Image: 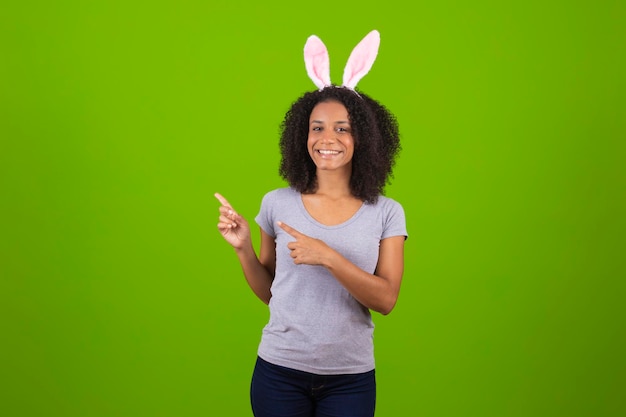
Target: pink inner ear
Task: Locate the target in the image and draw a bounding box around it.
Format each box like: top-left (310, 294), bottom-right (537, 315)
top-left (304, 35), bottom-right (331, 90)
top-left (343, 30), bottom-right (380, 89)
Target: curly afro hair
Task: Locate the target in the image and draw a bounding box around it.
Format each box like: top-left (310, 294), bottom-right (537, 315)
top-left (278, 86), bottom-right (401, 204)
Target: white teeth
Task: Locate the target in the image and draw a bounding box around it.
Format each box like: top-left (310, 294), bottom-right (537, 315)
top-left (318, 150), bottom-right (339, 155)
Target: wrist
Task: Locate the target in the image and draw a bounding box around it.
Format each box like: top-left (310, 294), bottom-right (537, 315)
top-left (234, 241), bottom-right (254, 257)
top-left (322, 246), bottom-right (340, 270)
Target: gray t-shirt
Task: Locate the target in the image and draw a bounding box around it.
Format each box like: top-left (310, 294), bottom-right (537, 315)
top-left (255, 187), bottom-right (408, 375)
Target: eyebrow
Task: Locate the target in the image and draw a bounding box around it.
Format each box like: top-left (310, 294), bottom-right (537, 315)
top-left (310, 120), bottom-right (350, 124)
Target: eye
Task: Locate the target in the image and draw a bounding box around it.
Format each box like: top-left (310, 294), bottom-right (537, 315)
top-left (336, 127), bottom-right (351, 133)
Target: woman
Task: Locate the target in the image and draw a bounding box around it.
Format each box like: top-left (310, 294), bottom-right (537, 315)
top-left (215, 30), bottom-right (407, 417)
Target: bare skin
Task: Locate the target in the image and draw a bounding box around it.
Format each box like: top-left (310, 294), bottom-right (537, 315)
top-left (215, 100), bottom-right (405, 314)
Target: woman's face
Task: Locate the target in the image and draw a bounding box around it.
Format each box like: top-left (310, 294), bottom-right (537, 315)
top-left (307, 100), bottom-right (355, 174)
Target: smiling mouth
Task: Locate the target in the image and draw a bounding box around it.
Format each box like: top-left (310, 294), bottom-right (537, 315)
top-left (317, 150), bottom-right (341, 155)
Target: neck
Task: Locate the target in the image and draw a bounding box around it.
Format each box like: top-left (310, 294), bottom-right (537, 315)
top-left (314, 169), bottom-right (352, 199)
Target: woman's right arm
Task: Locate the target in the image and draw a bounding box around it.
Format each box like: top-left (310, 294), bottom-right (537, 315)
top-left (235, 228), bottom-right (275, 304)
top-left (215, 193), bottom-right (274, 304)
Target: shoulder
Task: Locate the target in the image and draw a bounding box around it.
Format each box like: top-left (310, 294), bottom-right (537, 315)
top-left (373, 195), bottom-right (408, 238)
top-left (260, 187), bottom-right (300, 206)
top-left (371, 195), bottom-right (405, 214)
top-left (261, 186), bottom-right (299, 200)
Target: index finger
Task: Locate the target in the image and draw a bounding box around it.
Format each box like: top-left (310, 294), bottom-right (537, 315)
top-left (277, 221), bottom-right (303, 238)
top-left (214, 192), bottom-right (233, 209)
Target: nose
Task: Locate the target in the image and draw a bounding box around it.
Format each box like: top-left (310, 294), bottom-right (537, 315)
top-left (321, 132), bottom-right (336, 143)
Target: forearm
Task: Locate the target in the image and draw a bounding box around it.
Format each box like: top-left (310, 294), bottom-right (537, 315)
top-left (234, 243), bottom-right (274, 304)
top-left (324, 251), bottom-right (399, 315)
top-left (277, 222), bottom-right (405, 314)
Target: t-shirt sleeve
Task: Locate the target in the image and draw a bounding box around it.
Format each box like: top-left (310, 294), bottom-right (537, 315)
top-left (382, 199), bottom-right (408, 240)
top-left (255, 191), bottom-right (276, 238)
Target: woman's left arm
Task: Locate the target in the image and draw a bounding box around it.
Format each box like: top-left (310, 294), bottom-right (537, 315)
top-left (278, 221), bottom-right (405, 315)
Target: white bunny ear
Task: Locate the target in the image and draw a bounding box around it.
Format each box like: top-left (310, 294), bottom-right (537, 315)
top-left (304, 35), bottom-right (331, 90)
top-left (342, 30), bottom-right (380, 89)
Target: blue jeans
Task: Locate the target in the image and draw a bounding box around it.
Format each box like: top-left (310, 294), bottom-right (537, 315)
top-left (250, 356), bottom-right (376, 417)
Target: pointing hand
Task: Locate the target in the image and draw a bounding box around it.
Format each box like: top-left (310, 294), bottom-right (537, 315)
top-left (278, 221), bottom-right (331, 266)
top-left (215, 193), bottom-right (251, 250)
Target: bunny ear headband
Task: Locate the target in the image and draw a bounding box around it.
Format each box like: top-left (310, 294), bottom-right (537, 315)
top-left (304, 29), bottom-right (380, 91)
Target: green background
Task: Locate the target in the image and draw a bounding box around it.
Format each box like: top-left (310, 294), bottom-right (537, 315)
top-left (2, 1), bottom-right (624, 416)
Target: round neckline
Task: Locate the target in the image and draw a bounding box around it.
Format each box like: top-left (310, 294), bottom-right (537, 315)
top-left (295, 190), bottom-right (367, 229)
